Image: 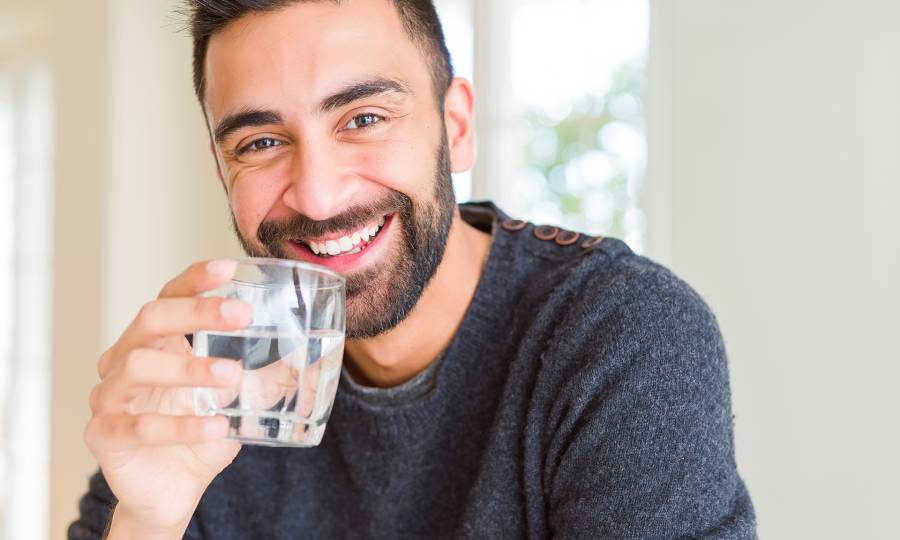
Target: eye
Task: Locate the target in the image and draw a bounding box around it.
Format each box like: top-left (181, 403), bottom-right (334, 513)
top-left (344, 113), bottom-right (384, 130)
top-left (237, 137), bottom-right (284, 155)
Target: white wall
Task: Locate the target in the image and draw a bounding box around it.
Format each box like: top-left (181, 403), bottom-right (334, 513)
top-left (46, 0), bottom-right (108, 536)
top-left (646, 1), bottom-right (900, 538)
top-left (46, 0), bottom-right (241, 536)
top-left (103, 0), bottom-right (242, 344)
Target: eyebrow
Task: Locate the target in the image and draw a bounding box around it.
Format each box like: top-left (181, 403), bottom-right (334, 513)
top-left (213, 77), bottom-right (411, 145)
top-left (214, 109), bottom-right (283, 145)
top-left (318, 77), bottom-right (412, 114)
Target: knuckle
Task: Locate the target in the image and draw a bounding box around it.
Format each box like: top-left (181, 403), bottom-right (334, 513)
top-left (199, 296), bottom-right (219, 317)
top-left (158, 262), bottom-right (199, 298)
top-left (84, 414), bottom-right (115, 452)
top-left (88, 385), bottom-right (101, 413)
top-left (158, 277), bottom-right (177, 298)
top-left (135, 301), bottom-right (158, 331)
top-left (191, 260), bottom-right (208, 276)
top-left (137, 300), bottom-right (155, 319)
top-left (83, 415), bottom-right (101, 443)
top-left (132, 415), bottom-right (154, 442)
top-left (97, 349), bottom-right (113, 378)
top-left (186, 356), bottom-right (208, 381)
top-left (174, 417), bottom-right (193, 440)
top-left (122, 349), bottom-right (145, 379)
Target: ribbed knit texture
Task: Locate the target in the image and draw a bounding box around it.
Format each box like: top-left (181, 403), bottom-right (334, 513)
top-left (69, 201), bottom-right (756, 539)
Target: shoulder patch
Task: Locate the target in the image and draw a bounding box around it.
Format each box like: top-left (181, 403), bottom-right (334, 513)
top-left (554, 230), bottom-right (581, 246)
top-left (580, 236), bottom-right (604, 249)
top-left (501, 219), bottom-right (528, 232)
top-left (533, 225), bottom-right (559, 241)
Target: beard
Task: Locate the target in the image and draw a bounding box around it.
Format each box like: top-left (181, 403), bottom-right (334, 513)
top-left (231, 136), bottom-right (456, 339)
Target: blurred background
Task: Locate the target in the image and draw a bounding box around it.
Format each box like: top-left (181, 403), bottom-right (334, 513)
top-left (0, 0), bottom-right (898, 538)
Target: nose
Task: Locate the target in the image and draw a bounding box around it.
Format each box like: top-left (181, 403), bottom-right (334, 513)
top-left (281, 139), bottom-right (359, 221)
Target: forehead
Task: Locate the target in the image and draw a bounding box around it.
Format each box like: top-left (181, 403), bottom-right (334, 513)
top-left (204, 0), bottom-right (430, 120)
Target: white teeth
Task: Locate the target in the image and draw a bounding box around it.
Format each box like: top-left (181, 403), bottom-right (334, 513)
top-left (304, 215), bottom-right (389, 258)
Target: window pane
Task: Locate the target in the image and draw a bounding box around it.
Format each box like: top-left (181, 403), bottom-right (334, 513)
top-left (435, 0), bottom-right (475, 202)
top-left (511, 0), bottom-right (649, 250)
top-left (0, 69), bottom-right (14, 538)
top-left (512, 0), bottom-right (649, 251)
top-left (1, 61), bottom-right (53, 540)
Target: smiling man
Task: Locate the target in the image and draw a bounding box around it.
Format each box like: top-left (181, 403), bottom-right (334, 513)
top-left (70, 1), bottom-right (756, 538)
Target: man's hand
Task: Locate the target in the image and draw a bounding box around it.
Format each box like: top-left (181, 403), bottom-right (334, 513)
top-left (84, 260), bottom-right (250, 537)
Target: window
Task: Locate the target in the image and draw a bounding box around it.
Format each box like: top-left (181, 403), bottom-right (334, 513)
top-left (0, 60), bottom-right (54, 540)
top-left (437, 0), bottom-right (648, 251)
top-left (435, 0), bottom-right (476, 202)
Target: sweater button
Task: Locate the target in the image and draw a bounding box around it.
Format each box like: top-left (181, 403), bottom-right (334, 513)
top-left (581, 236), bottom-right (605, 249)
top-left (501, 219), bottom-right (527, 232)
top-left (533, 225), bottom-right (559, 241)
top-left (555, 230), bottom-right (581, 246)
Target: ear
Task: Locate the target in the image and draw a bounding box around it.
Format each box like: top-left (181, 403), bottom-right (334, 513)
top-left (443, 77), bottom-right (476, 174)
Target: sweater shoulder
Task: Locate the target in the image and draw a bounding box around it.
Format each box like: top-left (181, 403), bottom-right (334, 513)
top-left (503, 227), bottom-right (725, 380)
top-left (498, 218), bottom-right (716, 336)
top-left (479, 208), bottom-right (724, 376)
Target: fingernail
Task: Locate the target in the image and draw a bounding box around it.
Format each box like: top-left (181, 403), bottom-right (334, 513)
top-left (211, 360), bottom-right (237, 380)
top-left (220, 299), bottom-right (247, 322)
top-left (204, 418), bottom-right (227, 438)
top-left (207, 259), bottom-right (237, 277)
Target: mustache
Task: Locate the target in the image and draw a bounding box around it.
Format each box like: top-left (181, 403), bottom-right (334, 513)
top-left (257, 191), bottom-right (412, 245)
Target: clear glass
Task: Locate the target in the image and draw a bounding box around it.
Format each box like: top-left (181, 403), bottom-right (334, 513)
top-left (193, 258), bottom-right (346, 447)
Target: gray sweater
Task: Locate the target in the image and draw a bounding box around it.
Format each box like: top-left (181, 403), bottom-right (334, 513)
top-left (70, 202), bottom-right (756, 539)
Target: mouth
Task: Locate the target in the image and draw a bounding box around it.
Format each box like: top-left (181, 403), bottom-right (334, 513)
top-left (283, 213), bottom-right (395, 272)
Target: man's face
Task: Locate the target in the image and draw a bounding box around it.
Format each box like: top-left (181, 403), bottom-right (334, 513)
top-left (204, 0), bottom-right (457, 338)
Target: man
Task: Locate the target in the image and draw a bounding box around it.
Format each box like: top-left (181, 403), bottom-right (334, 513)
top-left (70, 0), bottom-right (756, 538)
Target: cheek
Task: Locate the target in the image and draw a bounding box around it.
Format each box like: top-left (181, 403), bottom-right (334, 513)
top-left (350, 140), bottom-right (435, 196)
top-left (228, 162), bottom-right (293, 238)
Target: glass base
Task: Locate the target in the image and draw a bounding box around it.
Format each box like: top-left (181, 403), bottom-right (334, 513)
top-left (217, 409), bottom-right (326, 448)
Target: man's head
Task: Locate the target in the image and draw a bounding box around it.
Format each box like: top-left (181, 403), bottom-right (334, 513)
top-left (182, 0), bottom-right (476, 338)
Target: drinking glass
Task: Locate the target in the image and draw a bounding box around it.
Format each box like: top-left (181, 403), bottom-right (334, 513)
top-left (192, 258), bottom-right (345, 447)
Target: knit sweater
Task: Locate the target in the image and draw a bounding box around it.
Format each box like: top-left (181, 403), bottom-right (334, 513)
top-left (69, 201), bottom-right (756, 539)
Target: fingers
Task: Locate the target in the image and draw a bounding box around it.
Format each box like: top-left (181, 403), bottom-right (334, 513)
top-left (99, 260), bottom-right (250, 377)
top-left (238, 355), bottom-right (300, 412)
top-left (85, 413), bottom-right (230, 452)
top-left (298, 359), bottom-right (321, 418)
top-left (158, 259), bottom-right (238, 299)
top-left (238, 354), bottom-right (323, 417)
top-left (92, 349), bottom-right (243, 413)
top-left (124, 349), bottom-right (242, 388)
top-left (85, 260), bottom-right (249, 457)
top-left (109, 296), bottom-right (251, 365)
top-left (133, 296), bottom-right (251, 340)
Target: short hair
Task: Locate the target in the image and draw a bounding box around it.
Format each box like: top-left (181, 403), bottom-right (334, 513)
top-left (182, 0), bottom-right (454, 110)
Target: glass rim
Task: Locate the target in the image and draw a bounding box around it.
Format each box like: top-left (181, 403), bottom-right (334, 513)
top-left (228, 257), bottom-right (346, 286)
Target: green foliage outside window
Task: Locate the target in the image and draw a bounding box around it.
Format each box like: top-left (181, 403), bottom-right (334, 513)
top-left (521, 61), bottom-right (645, 242)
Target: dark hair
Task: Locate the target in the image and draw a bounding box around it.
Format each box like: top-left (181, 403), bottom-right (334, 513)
top-left (182, 0), bottom-right (454, 110)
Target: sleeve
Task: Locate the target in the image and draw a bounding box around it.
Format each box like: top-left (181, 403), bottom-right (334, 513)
top-left (67, 470), bottom-right (207, 539)
top-left (67, 471), bottom-right (116, 540)
top-left (540, 264), bottom-right (757, 539)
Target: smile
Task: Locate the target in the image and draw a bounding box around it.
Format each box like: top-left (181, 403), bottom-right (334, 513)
top-left (300, 215), bottom-right (387, 258)
top-left (284, 213), bottom-right (395, 273)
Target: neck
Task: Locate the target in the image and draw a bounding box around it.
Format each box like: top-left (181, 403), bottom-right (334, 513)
top-left (343, 207), bottom-right (492, 388)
